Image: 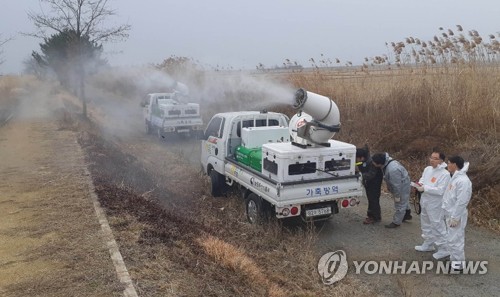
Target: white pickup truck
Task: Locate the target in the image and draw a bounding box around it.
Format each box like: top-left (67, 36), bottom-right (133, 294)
top-left (200, 89), bottom-right (363, 224)
top-left (141, 91), bottom-right (203, 138)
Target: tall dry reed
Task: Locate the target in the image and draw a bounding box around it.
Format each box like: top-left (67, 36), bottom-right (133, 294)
top-left (282, 32), bottom-right (499, 230)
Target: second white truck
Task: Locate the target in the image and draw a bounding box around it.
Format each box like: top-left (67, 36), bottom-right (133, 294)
top-left (141, 82), bottom-right (203, 138)
top-left (200, 89), bottom-right (363, 224)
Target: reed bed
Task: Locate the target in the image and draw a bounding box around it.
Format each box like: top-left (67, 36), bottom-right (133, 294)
top-left (280, 27), bottom-right (499, 231)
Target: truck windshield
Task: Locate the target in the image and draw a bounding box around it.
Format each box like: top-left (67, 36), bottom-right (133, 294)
top-left (157, 99), bottom-right (178, 105)
top-left (205, 116), bottom-right (224, 138)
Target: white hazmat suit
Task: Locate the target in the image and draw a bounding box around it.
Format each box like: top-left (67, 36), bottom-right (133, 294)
top-left (415, 162), bottom-right (450, 252)
top-left (441, 162), bottom-right (472, 269)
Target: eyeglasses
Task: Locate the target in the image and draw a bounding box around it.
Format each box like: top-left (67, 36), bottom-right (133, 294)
top-left (429, 157), bottom-right (441, 161)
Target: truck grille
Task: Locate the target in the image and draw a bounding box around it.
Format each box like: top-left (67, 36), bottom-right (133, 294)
top-left (185, 109), bottom-right (198, 115)
top-left (168, 110), bottom-right (181, 116)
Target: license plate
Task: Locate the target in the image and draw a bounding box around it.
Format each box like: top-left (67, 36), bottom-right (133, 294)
top-left (306, 207), bottom-right (332, 217)
top-left (177, 129), bottom-right (189, 133)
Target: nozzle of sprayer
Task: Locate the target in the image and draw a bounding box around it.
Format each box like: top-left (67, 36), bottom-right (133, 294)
top-left (293, 88), bottom-right (307, 110)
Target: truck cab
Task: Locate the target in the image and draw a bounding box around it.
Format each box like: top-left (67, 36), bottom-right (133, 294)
top-left (201, 111), bottom-right (289, 179)
top-left (142, 92), bottom-right (204, 138)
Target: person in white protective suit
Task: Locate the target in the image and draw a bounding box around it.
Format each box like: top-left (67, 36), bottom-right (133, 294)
top-left (413, 150), bottom-right (450, 252)
top-left (435, 156), bottom-right (472, 272)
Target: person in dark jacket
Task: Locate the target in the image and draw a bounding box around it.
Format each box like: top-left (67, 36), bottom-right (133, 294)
top-left (356, 148), bottom-right (383, 224)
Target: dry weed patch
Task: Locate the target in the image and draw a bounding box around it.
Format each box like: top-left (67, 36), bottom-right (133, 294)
top-left (197, 235), bottom-right (288, 297)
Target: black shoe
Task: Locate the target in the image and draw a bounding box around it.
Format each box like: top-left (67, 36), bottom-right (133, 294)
top-left (403, 210), bottom-right (412, 221)
top-left (385, 222), bottom-right (400, 228)
top-left (363, 217), bottom-right (376, 224)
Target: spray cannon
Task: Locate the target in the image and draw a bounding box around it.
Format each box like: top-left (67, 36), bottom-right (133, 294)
top-left (173, 81), bottom-right (189, 96)
top-left (289, 88), bottom-right (341, 146)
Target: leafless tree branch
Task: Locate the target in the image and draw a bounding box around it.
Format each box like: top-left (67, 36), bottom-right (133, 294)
top-left (24, 0), bottom-right (131, 117)
top-left (0, 34), bottom-right (15, 66)
top-left (25, 0), bottom-right (130, 42)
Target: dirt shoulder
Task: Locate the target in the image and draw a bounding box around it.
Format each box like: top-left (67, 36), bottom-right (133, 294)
top-left (0, 109), bottom-right (123, 296)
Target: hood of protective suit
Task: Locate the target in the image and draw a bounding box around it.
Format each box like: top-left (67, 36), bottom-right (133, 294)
top-left (383, 152), bottom-right (392, 167)
top-left (438, 162), bottom-right (448, 170)
top-left (461, 161), bottom-right (470, 173)
top-left (453, 161), bottom-right (470, 176)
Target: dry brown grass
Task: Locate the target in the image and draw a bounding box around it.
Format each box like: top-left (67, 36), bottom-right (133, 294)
top-left (0, 117), bottom-right (122, 297)
top-left (282, 62), bottom-right (499, 231)
top-left (0, 75), bottom-right (55, 125)
top-left (0, 75), bottom-right (27, 113)
top-left (197, 235), bottom-right (288, 297)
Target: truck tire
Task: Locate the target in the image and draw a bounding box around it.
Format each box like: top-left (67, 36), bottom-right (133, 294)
top-left (210, 170), bottom-right (226, 197)
top-left (245, 193), bottom-right (266, 224)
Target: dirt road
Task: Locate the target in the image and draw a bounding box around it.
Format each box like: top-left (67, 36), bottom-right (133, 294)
top-left (0, 103), bottom-right (123, 296)
top-left (317, 197), bottom-right (500, 296)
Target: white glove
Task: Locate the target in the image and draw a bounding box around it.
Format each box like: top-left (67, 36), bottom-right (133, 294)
top-left (449, 218), bottom-right (460, 227)
top-left (416, 186), bottom-right (424, 192)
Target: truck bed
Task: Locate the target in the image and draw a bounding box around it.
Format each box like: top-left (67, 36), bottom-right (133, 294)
top-left (225, 157), bottom-right (363, 207)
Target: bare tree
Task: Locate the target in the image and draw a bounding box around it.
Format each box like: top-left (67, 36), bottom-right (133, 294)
top-left (0, 34), bottom-right (14, 67)
top-left (26, 0), bottom-right (131, 117)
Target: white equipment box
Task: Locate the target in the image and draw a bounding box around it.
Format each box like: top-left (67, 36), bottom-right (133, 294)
top-left (241, 126), bottom-right (290, 149)
top-left (261, 140), bottom-right (356, 183)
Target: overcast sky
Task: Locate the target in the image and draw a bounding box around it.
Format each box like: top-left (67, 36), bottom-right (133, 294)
top-left (1, 0), bottom-right (499, 74)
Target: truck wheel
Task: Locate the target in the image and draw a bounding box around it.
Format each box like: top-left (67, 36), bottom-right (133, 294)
top-left (210, 170), bottom-right (226, 197)
top-left (245, 193), bottom-right (265, 224)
